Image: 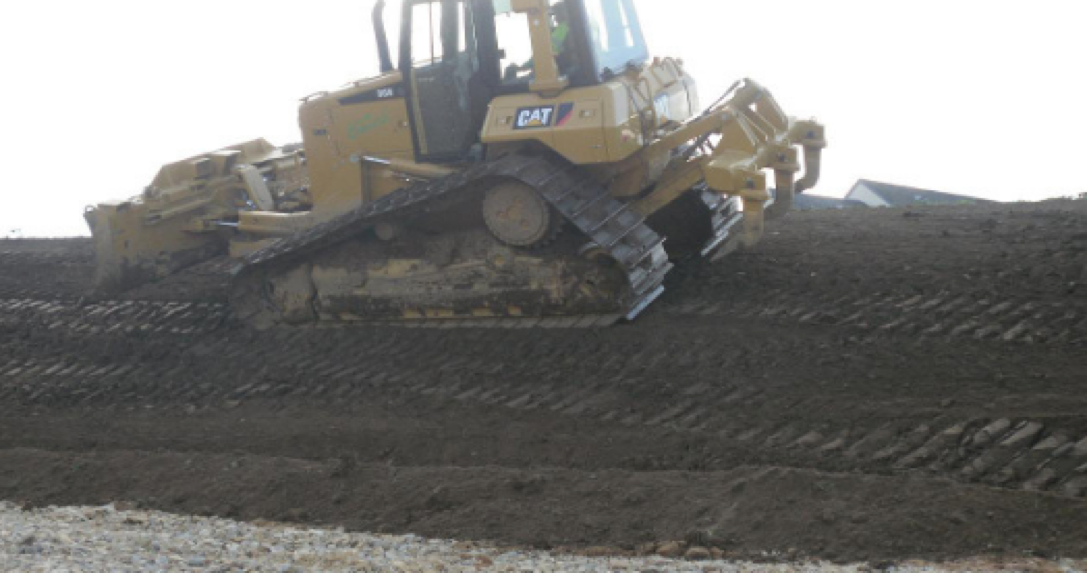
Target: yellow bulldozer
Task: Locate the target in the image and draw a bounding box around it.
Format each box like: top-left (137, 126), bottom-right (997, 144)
top-left (85, 0), bottom-right (826, 328)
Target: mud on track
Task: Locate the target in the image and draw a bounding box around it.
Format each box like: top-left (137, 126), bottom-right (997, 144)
top-left (0, 199), bottom-right (1085, 563)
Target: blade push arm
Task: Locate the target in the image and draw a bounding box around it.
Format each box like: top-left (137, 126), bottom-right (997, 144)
top-left (635, 79), bottom-right (826, 248)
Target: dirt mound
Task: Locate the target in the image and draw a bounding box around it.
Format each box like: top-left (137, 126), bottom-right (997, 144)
top-left (660, 199), bottom-right (1087, 345)
top-left (0, 240), bottom-right (232, 303)
top-left (1, 199), bottom-right (1085, 563)
top-left (0, 239), bottom-right (95, 299)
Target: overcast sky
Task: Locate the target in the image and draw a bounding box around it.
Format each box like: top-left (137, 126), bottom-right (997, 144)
top-left (2, 0), bottom-right (1084, 237)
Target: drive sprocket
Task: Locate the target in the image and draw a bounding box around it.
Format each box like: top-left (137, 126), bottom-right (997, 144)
top-left (482, 181), bottom-right (554, 248)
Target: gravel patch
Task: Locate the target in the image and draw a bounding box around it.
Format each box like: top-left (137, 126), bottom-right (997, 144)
top-left (0, 502), bottom-right (1082, 572)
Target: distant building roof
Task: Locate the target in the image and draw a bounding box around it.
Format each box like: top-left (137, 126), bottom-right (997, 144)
top-left (846, 180), bottom-right (996, 208)
top-left (793, 194), bottom-right (867, 211)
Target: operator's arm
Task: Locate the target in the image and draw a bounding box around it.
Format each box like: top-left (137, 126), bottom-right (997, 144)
top-left (507, 22), bottom-right (569, 80)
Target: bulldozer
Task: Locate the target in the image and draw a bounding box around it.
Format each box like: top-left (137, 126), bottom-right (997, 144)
top-left (85, 0), bottom-right (826, 328)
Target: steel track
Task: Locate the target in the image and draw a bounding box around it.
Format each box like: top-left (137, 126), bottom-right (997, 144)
top-left (235, 153), bottom-right (673, 327)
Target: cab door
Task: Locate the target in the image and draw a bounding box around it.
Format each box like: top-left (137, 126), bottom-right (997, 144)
top-left (402, 0), bottom-right (479, 162)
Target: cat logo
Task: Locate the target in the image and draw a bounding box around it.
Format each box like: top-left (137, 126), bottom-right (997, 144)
top-left (514, 106), bottom-right (556, 130)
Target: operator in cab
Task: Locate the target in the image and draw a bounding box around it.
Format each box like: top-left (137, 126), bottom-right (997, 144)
top-left (551, 1), bottom-right (571, 58)
top-left (505, 1), bottom-right (573, 80)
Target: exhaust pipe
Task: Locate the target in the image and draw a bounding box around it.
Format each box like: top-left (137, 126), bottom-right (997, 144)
top-left (373, 0), bottom-right (394, 73)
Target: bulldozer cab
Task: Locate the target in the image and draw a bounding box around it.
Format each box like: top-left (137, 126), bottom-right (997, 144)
top-left (386, 0), bottom-right (650, 162)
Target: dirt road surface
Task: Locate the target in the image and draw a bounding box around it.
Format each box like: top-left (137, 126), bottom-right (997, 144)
top-left (1, 199), bottom-right (1085, 566)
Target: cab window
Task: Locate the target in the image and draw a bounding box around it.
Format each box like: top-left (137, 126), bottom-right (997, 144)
top-left (410, 1), bottom-right (470, 66)
top-left (492, 0), bottom-right (533, 84)
top-left (582, 0), bottom-right (648, 76)
top-left (492, 0), bottom-right (573, 86)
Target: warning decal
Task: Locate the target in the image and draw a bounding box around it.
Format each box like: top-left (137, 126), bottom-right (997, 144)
top-left (556, 103), bottom-right (576, 126)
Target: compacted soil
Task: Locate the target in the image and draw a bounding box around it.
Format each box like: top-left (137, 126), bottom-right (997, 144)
top-left (0, 199), bottom-right (1085, 565)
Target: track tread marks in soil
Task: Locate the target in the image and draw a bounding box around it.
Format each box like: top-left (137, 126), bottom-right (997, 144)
top-left (2, 307), bottom-right (1086, 499)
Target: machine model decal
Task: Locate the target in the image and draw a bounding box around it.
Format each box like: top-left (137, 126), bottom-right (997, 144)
top-left (339, 85), bottom-right (405, 106)
top-left (514, 106), bottom-right (556, 130)
top-left (555, 103), bottom-right (576, 126)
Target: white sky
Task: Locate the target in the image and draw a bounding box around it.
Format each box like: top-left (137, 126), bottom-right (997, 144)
top-left (2, 0), bottom-right (1085, 237)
